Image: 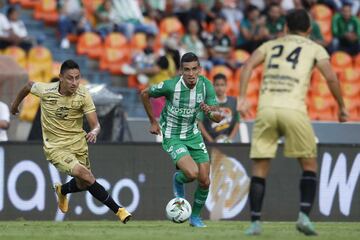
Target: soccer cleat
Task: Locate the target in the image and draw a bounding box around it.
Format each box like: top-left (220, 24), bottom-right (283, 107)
top-left (244, 221), bottom-right (262, 235)
top-left (173, 172), bottom-right (185, 198)
top-left (296, 212), bottom-right (318, 236)
top-left (189, 215), bottom-right (207, 228)
top-left (54, 183), bottom-right (68, 213)
top-left (116, 207), bottom-right (132, 224)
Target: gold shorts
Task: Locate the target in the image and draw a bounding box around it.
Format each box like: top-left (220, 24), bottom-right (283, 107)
top-left (250, 108), bottom-right (317, 159)
top-left (45, 148), bottom-right (90, 175)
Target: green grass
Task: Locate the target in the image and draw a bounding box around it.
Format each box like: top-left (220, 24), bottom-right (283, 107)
top-left (0, 221), bottom-right (359, 240)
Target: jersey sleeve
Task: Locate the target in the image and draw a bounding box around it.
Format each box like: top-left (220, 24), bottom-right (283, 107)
top-left (314, 45), bottom-right (330, 62)
top-left (257, 41), bottom-right (270, 55)
top-left (83, 89), bottom-right (96, 114)
top-left (197, 111), bottom-right (205, 121)
top-left (30, 82), bottom-right (46, 98)
top-left (148, 80), bottom-right (170, 98)
top-left (204, 80), bottom-right (218, 106)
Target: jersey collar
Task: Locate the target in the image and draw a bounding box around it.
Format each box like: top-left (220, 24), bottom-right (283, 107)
top-left (180, 75), bottom-right (199, 89)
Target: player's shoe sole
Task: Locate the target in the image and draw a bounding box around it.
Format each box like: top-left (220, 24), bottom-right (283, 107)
top-left (116, 207), bottom-right (132, 224)
top-left (53, 183), bottom-right (68, 213)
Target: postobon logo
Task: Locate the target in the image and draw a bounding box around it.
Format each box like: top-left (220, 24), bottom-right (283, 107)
top-left (206, 148), bottom-right (250, 219)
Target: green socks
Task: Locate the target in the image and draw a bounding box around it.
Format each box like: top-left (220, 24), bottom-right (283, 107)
top-left (175, 171), bottom-right (191, 184)
top-left (192, 186), bottom-right (209, 216)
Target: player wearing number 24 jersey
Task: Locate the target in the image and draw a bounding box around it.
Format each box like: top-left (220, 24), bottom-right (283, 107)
top-left (237, 9), bottom-right (348, 236)
top-left (141, 52), bottom-right (224, 227)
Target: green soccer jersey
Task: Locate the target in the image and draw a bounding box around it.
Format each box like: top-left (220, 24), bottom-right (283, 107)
top-left (148, 75), bottom-right (217, 140)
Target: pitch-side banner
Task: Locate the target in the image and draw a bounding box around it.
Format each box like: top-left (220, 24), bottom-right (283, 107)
top-left (0, 143), bottom-right (359, 221)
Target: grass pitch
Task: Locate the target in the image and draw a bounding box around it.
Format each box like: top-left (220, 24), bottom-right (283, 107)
top-left (0, 221), bottom-right (358, 240)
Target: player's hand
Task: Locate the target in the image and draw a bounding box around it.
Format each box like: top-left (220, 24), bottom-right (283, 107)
top-left (338, 107), bottom-right (348, 123)
top-left (86, 131), bottom-right (98, 143)
top-left (150, 121), bottom-right (161, 135)
top-left (237, 97), bottom-right (250, 118)
top-left (200, 102), bottom-right (217, 114)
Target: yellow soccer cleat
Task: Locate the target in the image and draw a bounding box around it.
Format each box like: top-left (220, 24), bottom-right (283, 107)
top-left (116, 207), bottom-right (132, 224)
top-left (54, 183), bottom-right (68, 213)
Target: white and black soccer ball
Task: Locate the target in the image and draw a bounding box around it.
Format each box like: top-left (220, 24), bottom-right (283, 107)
top-left (165, 197), bottom-right (192, 223)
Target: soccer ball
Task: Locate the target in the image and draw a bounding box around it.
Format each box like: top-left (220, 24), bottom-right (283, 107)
top-left (165, 197), bottom-right (192, 223)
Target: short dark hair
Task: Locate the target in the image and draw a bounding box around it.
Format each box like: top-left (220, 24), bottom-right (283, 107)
top-left (286, 9), bottom-right (311, 33)
top-left (60, 59), bottom-right (80, 74)
top-left (213, 73), bottom-right (227, 83)
top-left (180, 52), bottom-right (199, 67)
top-left (6, 6), bottom-right (16, 17)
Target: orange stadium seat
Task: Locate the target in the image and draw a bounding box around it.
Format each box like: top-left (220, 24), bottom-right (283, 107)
top-left (309, 95), bottom-right (337, 121)
top-left (104, 32), bottom-right (128, 49)
top-left (3, 46), bottom-right (27, 68)
top-left (76, 32), bottom-right (103, 59)
top-left (339, 67), bottom-right (360, 83)
top-left (311, 69), bottom-right (331, 97)
top-left (330, 51), bottom-right (353, 73)
top-left (317, 20), bottom-right (333, 43)
top-left (99, 48), bottom-right (130, 75)
top-left (231, 49), bottom-right (250, 66)
top-left (343, 97), bottom-right (360, 121)
top-left (33, 0), bottom-right (59, 25)
top-left (311, 4), bottom-right (333, 21)
top-left (27, 46), bottom-right (53, 82)
top-left (341, 82), bottom-right (360, 98)
top-left (20, 0), bottom-right (38, 9)
top-left (233, 67), bottom-right (260, 98)
top-left (354, 53), bottom-right (360, 70)
top-left (159, 17), bottom-right (184, 39)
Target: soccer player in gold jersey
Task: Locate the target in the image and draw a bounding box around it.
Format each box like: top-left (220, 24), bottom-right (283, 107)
top-left (237, 9), bottom-right (348, 235)
top-left (11, 60), bottom-right (131, 223)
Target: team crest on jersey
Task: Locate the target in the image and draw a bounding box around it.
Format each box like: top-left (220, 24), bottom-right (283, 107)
top-left (196, 94), bottom-right (203, 103)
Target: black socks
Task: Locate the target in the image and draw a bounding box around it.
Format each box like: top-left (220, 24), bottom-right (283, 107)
top-left (300, 171), bottom-right (317, 215)
top-left (249, 176), bottom-right (266, 222)
top-left (88, 181), bottom-right (121, 213)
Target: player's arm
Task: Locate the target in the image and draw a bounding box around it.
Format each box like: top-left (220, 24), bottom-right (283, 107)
top-left (200, 102), bottom-right (223, 123)
top-left (140, 87), bottom-right (161, 135)
top-left (10, 81), bottom-right (34, 115)
top-left (237, 49), bottom-right (265, 116)
top-left (316, 59), bottom-right (348, 122)
top-left (85, 111), bottom-right (101, 143)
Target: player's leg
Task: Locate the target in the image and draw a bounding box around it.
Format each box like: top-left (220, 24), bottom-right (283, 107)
top-left (186, 136), bottom-right (210, 227)
top-left (174, 155), bottom-right (199, 198)
top-left (189, 162), bottom-right (210, 228)
top-left (71, 164), bottom-right (131, 223)
top-left (296, 157), bottom-right (318, 236)
top-left (162, 138), bottom-right (197, 198)
top-left (245, 108), bottom-right (279, 235)
top-left (281, 109), bottom-right (317, 235)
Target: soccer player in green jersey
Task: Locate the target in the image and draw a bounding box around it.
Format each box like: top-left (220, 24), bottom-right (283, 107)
top-left (141, 52), bottom-right (223, 227)
top-left (237, 9), bottom-right (348, 236)
top-left (11, 59), bottom-right (131, 223)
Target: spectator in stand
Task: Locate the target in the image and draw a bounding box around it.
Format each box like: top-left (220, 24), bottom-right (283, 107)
top-left (198, 73), bottom-right (241, 143)
top-left (181, 19), bottom-right (212, 70)
top-left (237, 5), bottom-right (268, 53)
top-left (0, 100), bottom-right (10, 142)
top-left (205, 0), bottom-right (223, 24)
top-left (205, 15), bottom-right (233, 67)
top-left (265, 3), bottom-right (285, 40)
top-left (112, 0), bottom-right (158, 39)
top-left (58, 0), bottom-right (91, 49)
top-left (321, 0), bottom-right (360, 15)
top-left (332, 3), bottom-right (360, 55)
top-left (6, 6), bottom-right (33, 51)
top-left (94, 0), bottom-right (117, 39)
